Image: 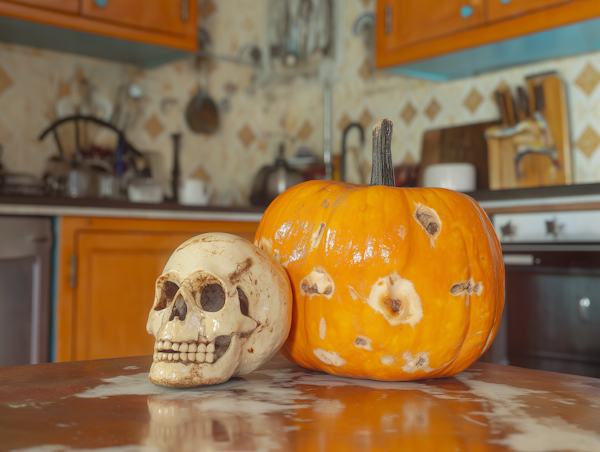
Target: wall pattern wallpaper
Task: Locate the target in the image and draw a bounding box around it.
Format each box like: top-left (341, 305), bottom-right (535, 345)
top-left (1, 0), bottom-right (600, 205)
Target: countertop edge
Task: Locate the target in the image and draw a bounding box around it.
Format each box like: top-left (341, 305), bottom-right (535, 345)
top-left (0, 203), bottom-right (264, 222)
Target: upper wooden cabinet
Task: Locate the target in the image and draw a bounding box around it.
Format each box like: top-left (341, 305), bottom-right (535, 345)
top-left (0, 0), bottom-right (197, 66)
top-left (381, 0), bottom-right (484, 52)
top-left (80, 0), bottom-right (190, 36)
top-left (6, 0), bottom-right (78, 13)
top-left (486, 0), bottom-right (570, 23)
top-left (377, 0), bottom-right (600, 80)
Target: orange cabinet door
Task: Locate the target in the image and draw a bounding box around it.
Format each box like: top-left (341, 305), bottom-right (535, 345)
top-left (73, 230), bottom-right (195, 361)
top-left (80, 0), bottom-right (190, 36)
top-left (378, 0), bottom-right (485, 51)
top-left (4, 0), bottom-right (78, 13)
top-left (56, 217), bottom-right (260, 362)
top-left (487, 0), bottom-right (571, 22)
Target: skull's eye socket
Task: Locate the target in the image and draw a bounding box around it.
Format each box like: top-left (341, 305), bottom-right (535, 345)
top-left (200, 283), bottom-right (226, 312)
top-left (237, 287), bottom-right (250, 317)
top-left (155, 281), bottom-right (179, 311)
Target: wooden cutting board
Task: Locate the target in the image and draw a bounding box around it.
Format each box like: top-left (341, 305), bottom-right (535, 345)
top-left (418, 121), bottom-right (499, 190)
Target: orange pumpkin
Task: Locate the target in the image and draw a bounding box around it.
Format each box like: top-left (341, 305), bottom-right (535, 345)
top-left (255, 119), bottom-right (504, 381)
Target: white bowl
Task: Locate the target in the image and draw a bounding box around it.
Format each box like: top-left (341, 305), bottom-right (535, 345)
top-left (423, 163), bottom-right (476, 192)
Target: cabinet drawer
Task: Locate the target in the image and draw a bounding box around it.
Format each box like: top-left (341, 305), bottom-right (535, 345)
top-left (81, 0), bottom-right (190, 36)
top-left (487, 0), bottom-right (571, 23)
top-left (379, 0), bottom-right (484, 51)
top-left (4, 0), bottom-right (78, 13)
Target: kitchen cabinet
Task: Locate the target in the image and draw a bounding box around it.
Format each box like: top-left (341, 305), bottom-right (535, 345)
top-left (55, 217), bottom-right (259, 362)
top-left (6, 0), bottom-right (78, 13)
top-left (486, 0), bottom-right (570, 23)
top-left (377, 0), bottom-right (600, 80)
top-left (0, 0), bottom-right (197, 66)
top-left (380, 0), bottom-right (484, 52)
top-left (80, 0), bottom-right (189, 36)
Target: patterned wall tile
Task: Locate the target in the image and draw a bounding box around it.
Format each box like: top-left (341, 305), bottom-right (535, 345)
top-left (199, 0), bottom-right (217, 18)
top-left (358, 109), bottom-right (374, 130)
top-left (358, 59), bottom-right (371, 81)
top-left (237, 124), bottom-right (256, 148)
top-left (143, 114), bottom-right (165, 139)
top-left (337, 113), bottom-right (352, 132)
top-left (463, 87), bottom-right (483, 114)
top-left (574, 63), bottom-right (600, 96)
top-left (400, 102), bottom-right (417, 125)
top-left (0, 66), bottom-right (13, 96)
top-left (297, 120), bottom-right (313, 141)
top-left (424, 98), bottom-right (441, 121)
top-left (576, 126), bottom-right (600, 157)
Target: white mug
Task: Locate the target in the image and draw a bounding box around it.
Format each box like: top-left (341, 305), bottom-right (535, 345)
top-left (179, 178), bottom-right (213, 206)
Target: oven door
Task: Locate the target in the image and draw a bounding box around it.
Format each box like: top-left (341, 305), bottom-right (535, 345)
top-left (502, 245), bottom-right (600, 378)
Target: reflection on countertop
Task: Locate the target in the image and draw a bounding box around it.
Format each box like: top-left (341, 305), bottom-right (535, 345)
top-left (1, 354), bottom-right (599, 451)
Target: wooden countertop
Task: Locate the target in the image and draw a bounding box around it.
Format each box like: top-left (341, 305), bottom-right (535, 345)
top-left (1, 355), bottom-right (599, 451)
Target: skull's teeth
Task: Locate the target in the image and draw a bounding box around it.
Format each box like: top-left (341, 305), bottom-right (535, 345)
top-left (153, 337), bottom-right (230, 364)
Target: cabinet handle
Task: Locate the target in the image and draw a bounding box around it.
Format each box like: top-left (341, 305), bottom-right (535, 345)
top-left (384, 5), bottom-right (392, 35)
top-left (181, 0), bottom-right (189, 22)
top-left (460, 5), bottom-right (474, 18)
top-left (500, 0), bottom-right (512, 3)
top-left (94, 0), bottom-right (108, 7)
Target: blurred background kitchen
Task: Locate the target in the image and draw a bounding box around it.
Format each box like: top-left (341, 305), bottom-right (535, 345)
top-left (1, 0), bottom-right (599, 378)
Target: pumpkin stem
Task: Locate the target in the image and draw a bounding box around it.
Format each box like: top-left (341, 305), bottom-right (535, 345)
top-left (370, 119), bottom-right (395, 187)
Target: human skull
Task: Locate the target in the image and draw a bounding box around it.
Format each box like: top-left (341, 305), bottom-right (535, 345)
top-left (147, 232), bottom-right (292, 387)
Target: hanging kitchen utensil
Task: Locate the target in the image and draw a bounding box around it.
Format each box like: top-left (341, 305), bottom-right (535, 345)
top-left (185, 59), bottom-right (219, 134)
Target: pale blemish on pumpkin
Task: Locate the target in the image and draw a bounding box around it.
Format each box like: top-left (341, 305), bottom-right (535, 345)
top-left (319, 318), bottom-right (327, 339)
top-left (397, 225), bottom-right (406, 240)
top-left (402, 351), bottom-right (433, 373)
top-left (413, 203), bottom-right (442, 247)
top-left (322, 200), bottom-right (330, 209)
top-left (354, 335), bottom-right (373, 351)
top-left (381, 355), bottom-right (395, 366)
top-left (348, 285), bottom-right (361, 301)
top-left (366, 272), bottom-right (423, 327)
top-left (451, 277), bottom-right (483, 307)
top-left (483, 328), bottom-right (495, 352)
top-left (309, 222), bottom-right (326, 252)
top-left (314, 348), bottom-right (346, 367)
top-left (300, 267), bottom-right (334, 299)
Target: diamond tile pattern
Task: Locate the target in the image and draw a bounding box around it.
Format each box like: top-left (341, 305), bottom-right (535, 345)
top-left (575, 63), bottom-right (600, 96)
top-left (359, 109), bottom-right (374, 130)
top-left (337, 113), bottom-right (352, 132)
top-left (297, 121), bottom-right (313, 140)
top-left (143, 114), bottom-right (164, 139)
top-left (199, 0), bottom-right (217, 18)
top-left (0, 66), bottom-right (13, 96)
top-left (400, 102), bottom-right (417, 125)
top-left (577, 126), bottom-right (600, 157)
top-left (358, 59), bottom-right (371, 81)
top-left (237, 124), bottom-right (256, 148)
top-left (464, 88), bottom-right (483, 114)
top-left (424, 98), bottom-right (441, 121)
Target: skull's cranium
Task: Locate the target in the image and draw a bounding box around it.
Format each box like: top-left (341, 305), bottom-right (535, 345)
top-left (147, 233), bottom-right (292, 387)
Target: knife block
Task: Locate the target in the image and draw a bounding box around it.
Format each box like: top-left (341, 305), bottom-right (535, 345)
top-left (485, 74), bottom-right (571, 190)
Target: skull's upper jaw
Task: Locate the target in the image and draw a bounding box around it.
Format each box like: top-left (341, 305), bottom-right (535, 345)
top-left (149, 335), bottom-right (244, 387)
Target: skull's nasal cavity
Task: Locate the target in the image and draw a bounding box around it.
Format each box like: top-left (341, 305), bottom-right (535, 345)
top-left (169, 296), bottom-right (187, 321)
